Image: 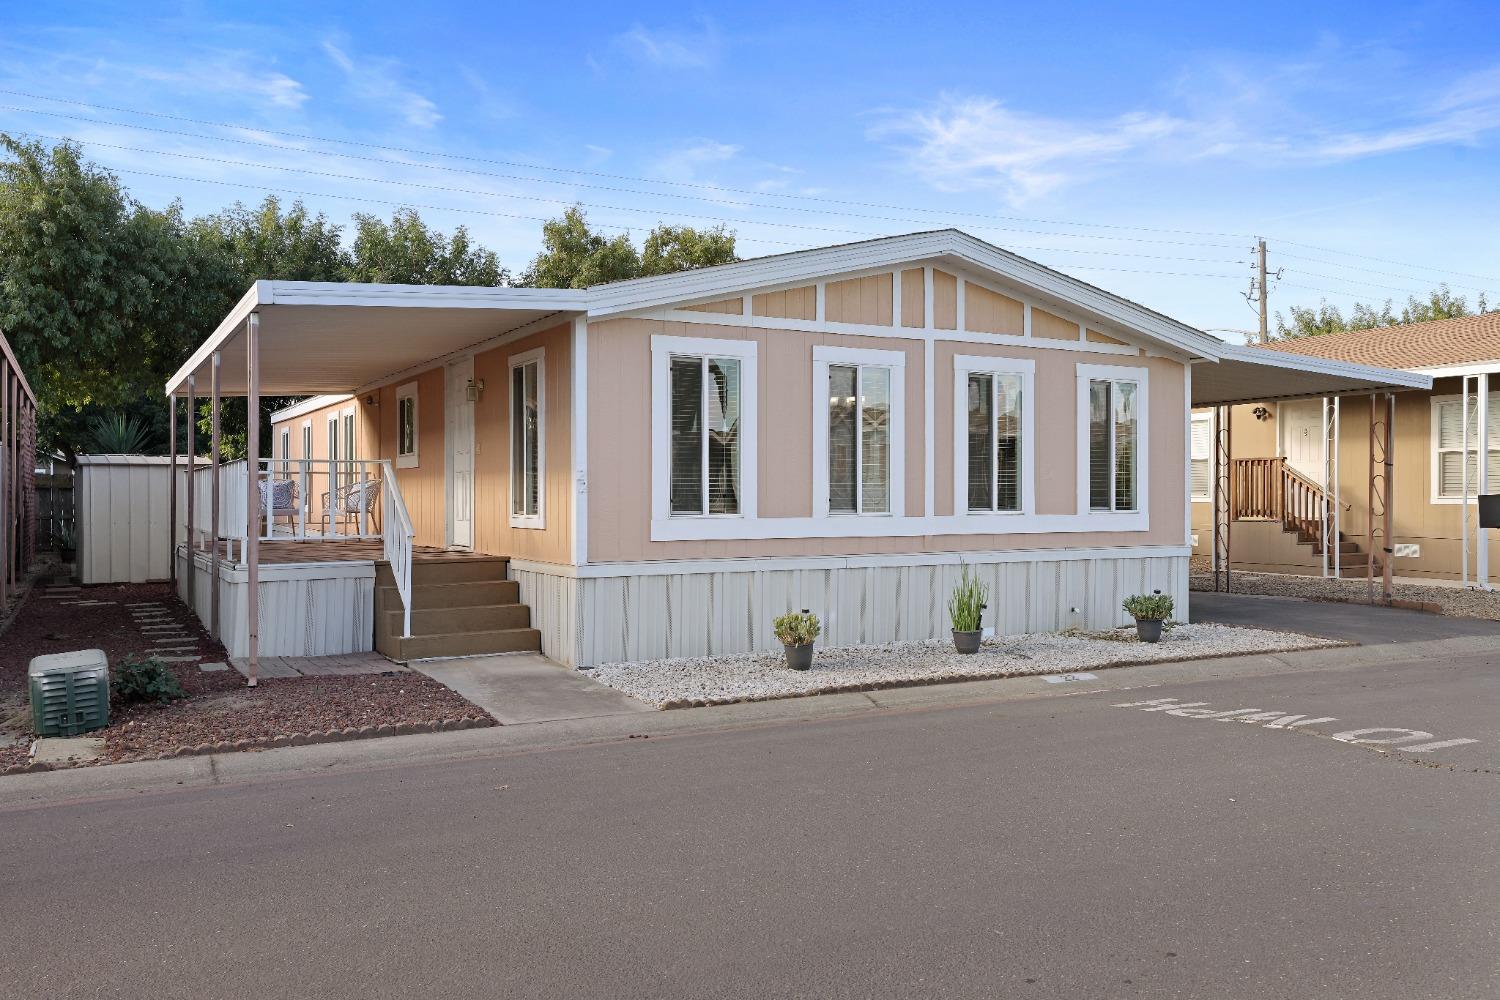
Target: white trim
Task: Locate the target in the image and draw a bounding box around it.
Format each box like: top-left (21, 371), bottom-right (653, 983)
top-left (923, 339), bottom-right (935, 516)
top-left (650, 511), bottom-right (1147, 541)
top-left (508, 346), bottom-right (546, 530)
top-left (1184, 364), bottom-right (1194, 545)
top-left (350, 311), bottom-right (579, 399)
top-left (514, 543), bottom-right (1192, 579)
top-left (271, 393), bottom-right (353, 424)
top-left (572, 316), bottom-right (589, 565)
top-left (1076, 363), bottom-right (1151, 521)
top-left (1412, 361), bottom-right (1500, 378)
top-left (951, 354), bottom-right (1036, 517)
top-left (1212, 342), bottom-right (1430, 393)
top-left (395, 381), bottom-right (419, 469)
top-left (812, 345), bottom-right (907, 519)
top-left (650, 335), bottom-right (759, 524)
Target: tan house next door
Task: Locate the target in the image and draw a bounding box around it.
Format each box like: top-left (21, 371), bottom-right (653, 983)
top-left (1279, 400), bottom-right (1325, 480)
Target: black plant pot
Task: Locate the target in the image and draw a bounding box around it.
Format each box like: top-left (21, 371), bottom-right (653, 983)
top-left (952, 629), bottom-right (982, 654)
top-left (1134, 618), bottom-right (1164, 643)
top-left (783, 642), bottom-right (814, 670)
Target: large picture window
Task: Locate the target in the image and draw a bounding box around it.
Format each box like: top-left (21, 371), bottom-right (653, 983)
top-left (1077, 365), bottom-right (1148, 516)
top-left (510, 349), bottom-right (544, 526)
top-left (652, 336), bottom-right (758, 525)
top-left (814, 346), bottom-right (906, 518)
top-left (953, 355), bottom-right (1034, 516)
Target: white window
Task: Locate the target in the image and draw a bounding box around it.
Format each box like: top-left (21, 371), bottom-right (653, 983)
top-left (813, 346), bottom-right (906, 517)
top-left (510, 348), bottom-right (545, 528)
top-left (279, 427), bottom-right (290, 477)
top-left (396, 382), bottom-right (419, 469)
top-left (1432, 393), bottom-right (1500, 500)
top-left (651, 336), bottom-right (758, 522)
top-left (953, 356), bottom-right (1034, 515)
top-left (300, 421), bottom-right (312, 508)
top-left (1077, 364), bottom-right (1149, 514)
top-left (1190, 412), bottom-right (1213, 502)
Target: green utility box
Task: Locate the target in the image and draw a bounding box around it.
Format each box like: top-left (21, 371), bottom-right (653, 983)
top-left (29, 649), bottom-right (110, 737)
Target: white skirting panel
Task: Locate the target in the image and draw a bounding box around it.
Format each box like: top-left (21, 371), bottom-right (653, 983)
top-left (546, 550), bottom-right (1188, 668)
top-left (175, 549), bottom-right (376, 659)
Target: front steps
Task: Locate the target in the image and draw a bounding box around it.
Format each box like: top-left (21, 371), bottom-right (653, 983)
top-left (375, 555), bottom-right (541, 661)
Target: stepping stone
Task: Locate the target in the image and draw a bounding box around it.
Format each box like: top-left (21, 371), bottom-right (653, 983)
top-left (198, 662), bottom-right (228, 672)
top-left (44, 587), bottom-right (80, 594)
top-left (125, 602), bottom-right (163, 608)
top-left (33, 737), bottom-right (105, 764)
top-left (155, 655), bottom-right (201, 663)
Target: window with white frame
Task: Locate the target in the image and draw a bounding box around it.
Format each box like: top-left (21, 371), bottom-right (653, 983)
top-left (396, 382), bottom-right (419, 469)
top-left (300, 422), bottom-right (312, 507)
top-left (1079, 365), bottom-right (1147, 514)
top-left (953, 355), bottom-right (1033, 514)
top-left (652, 336), bottom-right (758, 520)
top-left (1190, 412), bottom-right (1213, 501)
top-left (510, 349), bottom-right (544, 526)
top-left (1432, 393), bottom-right (1500, 499)
top-left (279, 427), bottom-right (290, 476)
top-left (814, 346), bottom-right (906, 517)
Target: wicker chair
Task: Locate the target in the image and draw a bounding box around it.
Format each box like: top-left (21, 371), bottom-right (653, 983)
top-left (258, 478), bottom-right (301, 535)
top-left (320, 477), bottom-right (382, 535)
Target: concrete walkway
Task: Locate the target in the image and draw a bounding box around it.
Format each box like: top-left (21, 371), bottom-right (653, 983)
top-left (411, 653), bottom-right (652, 724)
top-left (1190, 590), bottom-right (1500, 643)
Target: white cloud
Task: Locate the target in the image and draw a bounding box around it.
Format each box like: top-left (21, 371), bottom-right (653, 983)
top-left (612, 18), bottom-right (722, 70)
top-left (322, 40), bottom-right (441, 129)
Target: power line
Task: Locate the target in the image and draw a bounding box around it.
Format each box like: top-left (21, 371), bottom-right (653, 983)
top-left (1275, 249), bottom-right (1494, 295)
top-left (1277, 237), bottom-right (1500, 287)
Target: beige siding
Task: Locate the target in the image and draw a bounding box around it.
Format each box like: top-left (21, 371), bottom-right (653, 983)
top-left (824, 274), bottom-right (893, 325)
top-left (964, 283), bottom-right (1025, 335)
top-left (932, 270), bottom-right (958, 330)
top-left (1087, 327), bottom-right (1126, 346)
top-left (1032, 308), bottom-right (1079, 341)
top-left (682, 297), bottom-right (744, 315)
top-left (752, 286), bottom-right (817, 321)
top-left (900, 268), bottom-right (925, 328)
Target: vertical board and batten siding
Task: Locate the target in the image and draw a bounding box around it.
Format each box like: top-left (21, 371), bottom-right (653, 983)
top-left (177, 550), bottom-right (375, 658)
top-left (562, 553), bottom-right (1187, 668)
top-left (76, 455), bottom-right (186, 584)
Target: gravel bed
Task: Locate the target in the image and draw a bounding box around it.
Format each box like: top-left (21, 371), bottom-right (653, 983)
top-left (1189, 568), bottom-right (1500, 621)
top-left (587, 623), bottom-right (1342, 709)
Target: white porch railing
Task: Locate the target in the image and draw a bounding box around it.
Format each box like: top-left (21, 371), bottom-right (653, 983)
top-left (380, 459), bottom-right (416, 638)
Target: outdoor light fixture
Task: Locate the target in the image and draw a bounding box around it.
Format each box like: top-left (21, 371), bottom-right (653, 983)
top-left (466, 378), bottom-right (485, 402)
top-left (1252, 406), bottom-right (1271, 421)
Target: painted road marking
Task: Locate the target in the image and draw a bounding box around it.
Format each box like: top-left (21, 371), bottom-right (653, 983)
top-left (1113, 698), bottom-right (1481, 753)
top-left (1043, 672), bottom-right (1099, 684)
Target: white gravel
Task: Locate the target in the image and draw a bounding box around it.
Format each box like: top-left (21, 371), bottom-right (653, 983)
top-left (586, 623), bottom-right (1342, 709)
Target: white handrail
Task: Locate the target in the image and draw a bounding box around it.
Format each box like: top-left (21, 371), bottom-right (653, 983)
top-left (379, 459), bottom-right (416, 638)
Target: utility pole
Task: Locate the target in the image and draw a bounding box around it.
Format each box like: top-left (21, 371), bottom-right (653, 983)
top-left (1256, 238), bottom-right (1269, 344)
top-left (1243, 238), bottom-right (1280, 343)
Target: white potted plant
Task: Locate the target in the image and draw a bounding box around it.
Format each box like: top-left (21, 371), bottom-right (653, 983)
top-left (773, 610), bottom-right (821, 670)
top-left (1122, 590), bottom-right (1174, 643)
top-left (947, 565), bottom-right (989, 654)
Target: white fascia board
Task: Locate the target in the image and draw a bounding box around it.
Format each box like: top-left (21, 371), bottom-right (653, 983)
top-left (583, 229), bottom-right (1228, 363)
top-left (270, 394), bottom-right (354, 423)
top-left (165, 280), bottom-right (267, 396)
top-left (1216, 343), bottom-right (1432, 391)
top-left (1411, 360), bottom-right (1500, 378)
top-left (264, 281), bottom-right (587, 311)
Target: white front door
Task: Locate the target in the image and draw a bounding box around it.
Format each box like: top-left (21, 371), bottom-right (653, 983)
top-left (446, 357), bottom-right (476, 549)
top-left (1280, 400), bottom-right (1325, 480)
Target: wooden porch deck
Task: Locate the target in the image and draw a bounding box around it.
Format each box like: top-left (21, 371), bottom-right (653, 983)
top-left (196, 539), bottom-right (502, 565)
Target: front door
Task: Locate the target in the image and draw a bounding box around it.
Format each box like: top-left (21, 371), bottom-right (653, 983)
top-left (1280, 400), bottom-right (1325, 481)
top-left (446, 357), bottom-right (476, 549)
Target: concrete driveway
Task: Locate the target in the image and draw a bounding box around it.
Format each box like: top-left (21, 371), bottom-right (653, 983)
top-left (1190, 590), bottom-right (1500, 643)
top-left (413, 653), bottom-right (653, 724)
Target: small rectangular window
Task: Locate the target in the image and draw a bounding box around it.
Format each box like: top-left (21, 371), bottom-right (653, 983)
top-left (966, 372), bottom-right (1023, 512)
top-left (669, 355), bottom-right (741, 516)
top-left (396, 383), bottom-right (419, 469)
top-left (828, 363), bottom-right (891, 514)
top-left (1088, 378), bottom-right (1140, 512)
top-left (1190, 413), bottom-right (1212, 501)
top-left (510, 356), bottom-right (543, 522)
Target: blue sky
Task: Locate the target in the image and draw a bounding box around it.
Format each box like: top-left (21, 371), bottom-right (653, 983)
top-left (3, 1), bottom-right (1500, 333)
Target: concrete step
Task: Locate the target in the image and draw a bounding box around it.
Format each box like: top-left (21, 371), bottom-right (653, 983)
top-left (396, 627), bottom-right (542, 660)
top-left (378, 580), bottom-right (520, 609)
top-left (383, 603), bottom-right (531, 636)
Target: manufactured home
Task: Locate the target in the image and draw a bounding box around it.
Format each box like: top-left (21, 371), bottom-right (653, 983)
top-left (164, 230), bottom-right (1426, 679)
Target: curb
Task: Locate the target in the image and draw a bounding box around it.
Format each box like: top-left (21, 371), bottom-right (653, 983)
top-left (2, 715), bottom-right (497, 775)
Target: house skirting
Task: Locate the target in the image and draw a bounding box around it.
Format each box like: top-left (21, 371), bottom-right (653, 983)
top-left (513, 546), bottom-right (1190, 669)
top-left (175, 548), bottom-right (376, 659)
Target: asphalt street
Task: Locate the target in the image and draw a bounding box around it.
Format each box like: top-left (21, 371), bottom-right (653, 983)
top-left (3, 627), bottom-right (1497, 1000)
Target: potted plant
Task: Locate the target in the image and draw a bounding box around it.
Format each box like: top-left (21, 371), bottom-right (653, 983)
top-left (947, 565), bottom-right (989, 654)
top-left (773, 610), bottom-right (821, 670)
top-left (1122, 590), bottom-right (1174, 643)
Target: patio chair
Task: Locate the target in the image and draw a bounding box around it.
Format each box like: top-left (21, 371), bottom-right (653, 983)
top-left (320, 477), bottom-right (382, 535)
top-left (258, 478), bottom-right (301, 535)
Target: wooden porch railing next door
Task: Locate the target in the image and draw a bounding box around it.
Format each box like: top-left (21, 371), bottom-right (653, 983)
top-left (1231, 457), bottom-right (1329, 554)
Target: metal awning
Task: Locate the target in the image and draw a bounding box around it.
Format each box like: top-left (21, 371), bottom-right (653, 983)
top-left (1193, 342), bottom-right (1431, 406)
top-left (165, 281), bottom-right (586, 396)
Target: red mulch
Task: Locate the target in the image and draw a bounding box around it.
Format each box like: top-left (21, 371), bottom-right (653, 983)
top-left (0, 581), bottom-right (495, 772)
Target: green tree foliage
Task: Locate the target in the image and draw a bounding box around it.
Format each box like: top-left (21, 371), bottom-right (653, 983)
top-left (518, 206), bottom-right (738, 288)
top-left (191, 195), bottom-right (346, 283)
top-left (347, 209), bottom-right (507, 285)
top-left (1275, 284), bottom-right (1493, 340)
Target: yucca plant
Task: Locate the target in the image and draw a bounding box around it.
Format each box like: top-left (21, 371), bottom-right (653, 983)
top-left (948, 565), bottom-right (989, 653)
top-left (85, 412), bottom-right (152, 454)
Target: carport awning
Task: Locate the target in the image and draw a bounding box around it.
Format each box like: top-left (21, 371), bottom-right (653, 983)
top-left (1192, 342), bottom-right (1431, 406)
top-left (165, 281), bottom-right (586, 396)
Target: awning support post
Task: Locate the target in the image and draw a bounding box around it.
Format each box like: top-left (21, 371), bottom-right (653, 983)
top-left (185, 374), bottom-right (196, 613)
top-left (1320, 396), bottom-right (1331, 578)
top-left (210, 351), bottom-right (222, 639)
top-left (245, 313), bottom-right (260, 687)
top-left (1211, 404), bottom-right (1232, 593)
top-left (1332, 395), bottom-right (1341, 578)
top-left (1479, 372), bottom-right (1490, 590)
top-left (1461, 376), bottom-right (1474, 588)
top-left (168, 394), bottom-right (177, 587)
top-left (1367, 392), bottom-right (1394, 605)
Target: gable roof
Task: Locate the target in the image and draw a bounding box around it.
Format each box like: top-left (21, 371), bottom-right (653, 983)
top-left (1254, 313), bottom-right (1500, 372)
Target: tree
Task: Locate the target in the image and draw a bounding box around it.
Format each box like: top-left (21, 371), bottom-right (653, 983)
top-left (192, 195), bottom-right (347, 284)
top-left (1274, 283), bottom-right (1495, 340)
top-left (518, 206), bottom-right (738, 288)
top-left (346, 209), bottom-right (506, 285)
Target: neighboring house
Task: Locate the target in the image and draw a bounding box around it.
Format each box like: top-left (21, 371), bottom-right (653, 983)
top-left (0, 328), bottom-right (38, 607)
top-left (165, 230), bottom-right (1424, 675)
top-left (1191, 313), bottom-right (1500, 583)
